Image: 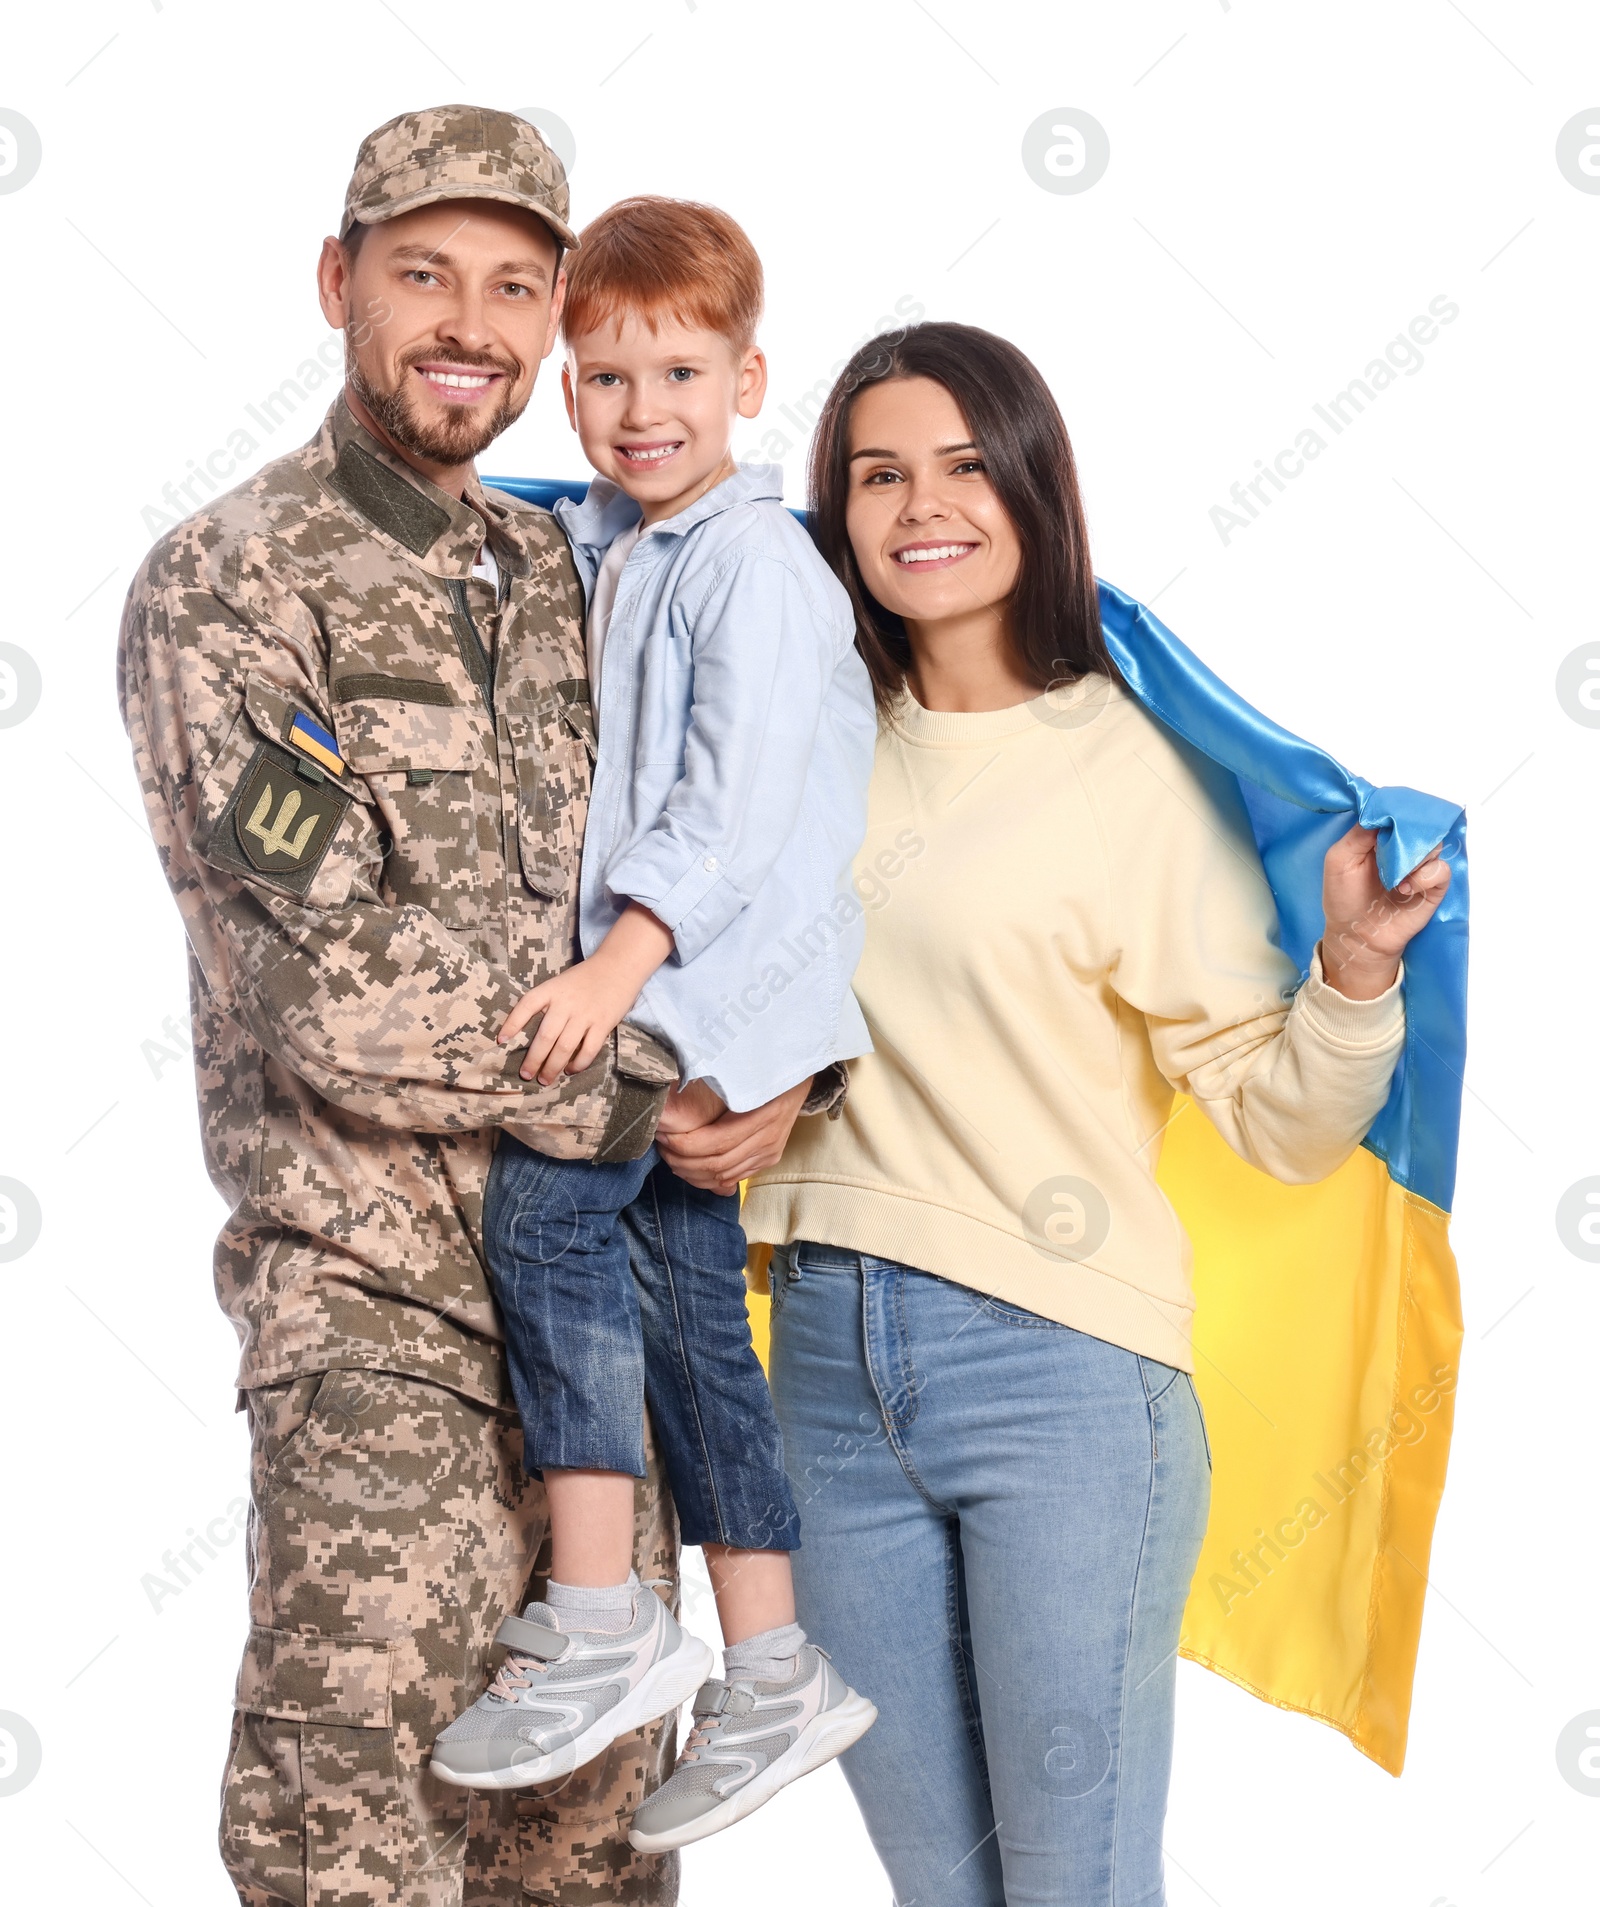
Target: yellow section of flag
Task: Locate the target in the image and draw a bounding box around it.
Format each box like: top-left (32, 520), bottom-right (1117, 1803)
top-left (288, 716), bottom-right (346, 777)
top-left (1158, 1095), bottom-right (1461, 1774)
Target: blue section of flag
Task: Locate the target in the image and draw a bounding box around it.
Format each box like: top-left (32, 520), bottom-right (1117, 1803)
top-left (486, 477), bottom-right (1468, 1212)
top-left (289, 710), bottom-right (343, 766)
top-left (487, 476), bottom-right (590, 512)
top-left (1095, 581), bottom-right (1467, 1214)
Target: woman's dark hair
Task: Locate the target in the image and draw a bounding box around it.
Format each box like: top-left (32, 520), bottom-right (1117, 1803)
top-left (807, 321), bottom-right (1112, 711)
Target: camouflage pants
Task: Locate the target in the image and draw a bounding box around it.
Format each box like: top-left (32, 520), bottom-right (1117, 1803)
top-left (222, 1368), bottom-right (681, 1906)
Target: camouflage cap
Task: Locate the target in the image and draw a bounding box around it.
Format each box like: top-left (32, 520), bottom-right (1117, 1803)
top-left (341, 104), bottom-right (577, 250)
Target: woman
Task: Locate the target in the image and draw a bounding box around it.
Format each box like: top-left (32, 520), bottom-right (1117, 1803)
top-left (661, 323), bottom-right (1449, 1904)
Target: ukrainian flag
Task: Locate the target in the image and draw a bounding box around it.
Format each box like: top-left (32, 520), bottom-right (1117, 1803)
top-left (288, 709), bottom-right (346, 777)
top-left (1099, 579), bottom-right (1466, 1777)
top-left (491, 478), bottom-right (1467, 1775)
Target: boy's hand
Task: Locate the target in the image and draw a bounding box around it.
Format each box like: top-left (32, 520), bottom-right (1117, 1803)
top-left (501, 957), bottom-right (642, 1085)
top-left (500, 903), bottom-right (677, 1085)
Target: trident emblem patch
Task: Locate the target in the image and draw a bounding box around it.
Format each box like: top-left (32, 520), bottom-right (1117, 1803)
top-left (232, 746), bottom-right (345, 881)
top-left (244, 781), bottom-right (320, 861)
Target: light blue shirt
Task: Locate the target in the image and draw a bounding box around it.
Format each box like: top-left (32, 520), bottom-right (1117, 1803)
top-left (554, 464), bottom-right (876, 1111)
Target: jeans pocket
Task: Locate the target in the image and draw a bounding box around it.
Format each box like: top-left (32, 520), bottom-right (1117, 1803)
top-left (1186, 1373), bottom-right (1213, 1471)
top-left (977, 1292), bottom-right (1064, 1329)
top-left (1137, 1353), bottom-right (1182, 1404)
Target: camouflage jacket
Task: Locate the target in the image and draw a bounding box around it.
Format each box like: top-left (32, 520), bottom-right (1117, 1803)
top-left (118, 397), bottom-right (677, 1407)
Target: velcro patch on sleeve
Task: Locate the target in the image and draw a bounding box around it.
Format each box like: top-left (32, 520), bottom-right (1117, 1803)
top-left (210, 740), bottom-right (353, 898)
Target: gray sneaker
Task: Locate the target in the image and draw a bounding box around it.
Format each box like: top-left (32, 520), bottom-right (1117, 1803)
top-left (627, 1644), bottom-right (877, 1852)
top-left (431, 1590), bottom-right (713, 1790)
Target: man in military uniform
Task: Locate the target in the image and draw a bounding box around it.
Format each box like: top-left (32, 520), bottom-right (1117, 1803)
top-left (118, 106), bottom-right (697, 1905)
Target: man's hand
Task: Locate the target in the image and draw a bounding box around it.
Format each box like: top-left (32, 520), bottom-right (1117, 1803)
top-left (656, 1076), bottom-right (813, 1195)
top-left (1318, 824), bottom-right (1452, 1001)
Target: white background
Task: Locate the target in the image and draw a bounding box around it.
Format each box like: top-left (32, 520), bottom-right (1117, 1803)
top-left (1, 3), bottom-right (1596, 1903)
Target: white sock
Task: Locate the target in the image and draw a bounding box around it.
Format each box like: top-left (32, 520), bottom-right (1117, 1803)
top-left (546, 1570), bottom-right (639, 1634)
top-left (723, 1621), bottom-right (806, 1685)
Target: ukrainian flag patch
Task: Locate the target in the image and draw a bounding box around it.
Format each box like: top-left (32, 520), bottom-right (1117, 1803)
top-left (287, 710), bottom-right (345, 777)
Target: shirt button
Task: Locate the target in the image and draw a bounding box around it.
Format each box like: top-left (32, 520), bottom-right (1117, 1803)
top-left (704, 856), bottom-right (719, 872)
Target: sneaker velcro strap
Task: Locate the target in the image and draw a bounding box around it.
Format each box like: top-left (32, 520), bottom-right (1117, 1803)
top-left (692, 1681), bottom-right (731, 1718)
top-left (494, 1615), bottom-right (572, 1660)
top-left (696, 1682), bottom-right (756, 1719)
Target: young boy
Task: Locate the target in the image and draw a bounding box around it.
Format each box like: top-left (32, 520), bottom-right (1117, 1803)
top-left (431, 198), bottom-right (878, 1851)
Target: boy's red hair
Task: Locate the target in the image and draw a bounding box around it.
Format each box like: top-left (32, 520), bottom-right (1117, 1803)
top-left (563, 196), bottom-right (763, 350)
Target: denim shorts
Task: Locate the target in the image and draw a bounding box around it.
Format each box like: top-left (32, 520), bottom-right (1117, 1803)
top-left (482, 1134), bottom-right (799, 1551)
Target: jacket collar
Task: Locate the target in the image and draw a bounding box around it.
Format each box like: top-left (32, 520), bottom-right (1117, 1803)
top-left (315, 395), bottom-right (532, 579)
top-left (559, 462), bottom-right (785, 556)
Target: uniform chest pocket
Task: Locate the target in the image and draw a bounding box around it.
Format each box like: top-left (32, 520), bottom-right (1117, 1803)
top-left (331, 678), bottom-right (490, 926)
top-left (331, 673), bottom-right (487, 774)
top-left (504, 685), bottom-right (593, 900)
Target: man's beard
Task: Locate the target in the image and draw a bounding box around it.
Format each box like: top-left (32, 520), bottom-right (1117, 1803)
top-left (347, 340), bottom-right (529, 466)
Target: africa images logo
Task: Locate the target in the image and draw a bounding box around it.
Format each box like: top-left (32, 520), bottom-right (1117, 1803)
top-left (0, 111), bottom-right (41, 195)
top-left (1021, 1176), bottom-right (1112, 1262)
top-left (0, 644), bottom-right (42, 730)
top-left (1021, 109), bottom-right (1110, 195)
top-left (0, 1712), bottom-right (42, 1796)
top-left (0, 1179), bottom-right (42, 1263)
top-left (1555, 646), bottom-right (1600, 728)
top-left (1555, 108), bottom-right (1600, 193)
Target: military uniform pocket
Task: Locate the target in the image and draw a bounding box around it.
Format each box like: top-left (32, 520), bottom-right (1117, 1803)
top-left (235, 1625), bottom-right (395, 1729)
top-left (327, 684), bottom-right (488, 928)
top-left (330, 674), bottom-right (486, 777)
top-left (555, 676), bottom-right (597, 758)
top-left (505, 685), bottom-right (592, 900)
top-left (225, 1634), bottom-right (432, 1904)
top-left (248, 1372), bottom-right (328, 1473)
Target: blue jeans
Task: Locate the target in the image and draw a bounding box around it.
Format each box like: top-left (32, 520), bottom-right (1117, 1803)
top-left (484, 1136), bottom-right (799, 1551)
top-left (767, 1244), bottom-right (1211, 1906)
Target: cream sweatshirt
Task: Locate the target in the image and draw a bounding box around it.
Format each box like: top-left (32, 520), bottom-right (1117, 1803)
top-left (740, 676), bottom-right (1406, 1371)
